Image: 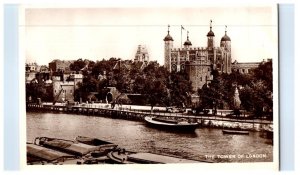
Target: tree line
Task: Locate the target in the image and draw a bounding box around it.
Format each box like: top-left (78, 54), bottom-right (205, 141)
top-left (72, 58), bottom-right (193, 110)
top-left (198, 60), bottom-right (273, 119)
top-left (26, 58), bottom-right (273, 119)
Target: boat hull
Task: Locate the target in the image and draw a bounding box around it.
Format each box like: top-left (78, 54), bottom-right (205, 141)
top-left (144, 116), bottom-right (199, 132)
top-left (222, 129), bottom-right (249, 135)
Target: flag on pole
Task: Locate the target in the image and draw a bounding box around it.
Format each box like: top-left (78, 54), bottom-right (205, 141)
top-left (181, 25), bottom-right (185, 48)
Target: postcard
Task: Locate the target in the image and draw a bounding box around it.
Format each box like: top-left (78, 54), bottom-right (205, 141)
top-left (20, 4), bottom-right (279, 171)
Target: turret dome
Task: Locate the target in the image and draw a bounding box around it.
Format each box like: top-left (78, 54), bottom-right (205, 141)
top-left (164, 33), bottom-right (174, 41)
top-left (207, 20), bottom-right (215, 37)
top-left (164, 25), bottom-right (174, 41)
top-left (221, 25), bottom-right (231, 41)
top-left (221, 34), bottom-right (231, 41)
top-left (184, 37), bottom-right (192, 46)
top-left (184, 40), bottom-right (192, 46)
top-left (207, 30), bottom-right (215, 37)
top-left (184, 31), bottom-right (192, 46)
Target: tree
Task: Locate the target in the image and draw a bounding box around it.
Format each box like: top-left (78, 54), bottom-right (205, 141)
top-left (237, 60), bottom-right (273, 119)
top-left (168, 72), bottom-right (193, 107)
top-left (69, 58), bottom-right (86, 72)
top-left (144, 78), bottom-right (169, 111)
top-left (198, 83), bottom-right (214, 109)
top-left (139, 63), bottom-right (170, 110)
top-left (26, 81), bottom-right (53, 102)
top-left (91, 59), bottom-right (116, 77)
top-left (74, 77), bottom-right (98, 102)
top-left (254, 60), bottom-right (273, 90)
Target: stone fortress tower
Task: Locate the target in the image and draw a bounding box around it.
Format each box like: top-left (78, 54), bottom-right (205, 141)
top-left (163, 25), bottom-right (174, 72)
top-left (163, 20), bottom-right (232, 92)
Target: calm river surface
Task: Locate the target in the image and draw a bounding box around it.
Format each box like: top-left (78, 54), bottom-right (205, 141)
top-left (27, 112), bottom-right (273, 163)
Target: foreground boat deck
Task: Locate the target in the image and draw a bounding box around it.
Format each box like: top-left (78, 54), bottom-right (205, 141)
top-left (128, 153), bottom-right (201, 163)
top-left (27, 136), bottom-right (212, 165)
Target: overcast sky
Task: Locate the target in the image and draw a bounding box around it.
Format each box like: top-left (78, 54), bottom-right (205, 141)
top-left (23, 6), bottom-right (277, 65)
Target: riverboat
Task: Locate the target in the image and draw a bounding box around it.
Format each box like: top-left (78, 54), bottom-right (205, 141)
top-left (222, 129), bottom-right (249, 135)
top-left (144, 116), bottom-right (200, 132)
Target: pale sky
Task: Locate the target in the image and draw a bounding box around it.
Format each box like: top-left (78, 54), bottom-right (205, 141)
top-left (23, 6), bottom-right (277, 66)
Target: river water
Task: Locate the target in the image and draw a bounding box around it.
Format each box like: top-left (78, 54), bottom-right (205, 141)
top-left (27, 112), bottom-right (273, 163)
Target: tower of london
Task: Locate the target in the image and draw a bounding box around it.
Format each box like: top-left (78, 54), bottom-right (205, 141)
top-left (163, 21), bottom-right (232, 92)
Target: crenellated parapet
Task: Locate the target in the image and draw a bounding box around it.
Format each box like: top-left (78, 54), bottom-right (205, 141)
top-left (163, 21), bottom-right (232, 91)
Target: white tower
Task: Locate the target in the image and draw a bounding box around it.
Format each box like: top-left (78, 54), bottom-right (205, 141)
top-left (164, 25), bottom-right (174, 72)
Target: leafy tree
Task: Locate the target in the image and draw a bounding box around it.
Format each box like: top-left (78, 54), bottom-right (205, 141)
top-left (26, 81), bottom-right (53, 102)
top-left (74, 77), bottom-right (98, 102)
top-left (254, 60), bottom-right (273, 90)
top-left (132, 75), bottom-right (146, 94)
top-left (144, 78), bottom-right (168, 111)
top-left (91, 59), bottom-right (117, 77)
top-left (70, 58), bottom-right (86, 72)
top-left (168, 72), bottom-right (192, 107)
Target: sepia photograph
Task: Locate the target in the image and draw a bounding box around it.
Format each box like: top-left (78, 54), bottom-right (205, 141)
top-left (22, 5), bottom-right (278, 168)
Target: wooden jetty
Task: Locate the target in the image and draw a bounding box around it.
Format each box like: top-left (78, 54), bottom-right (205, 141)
top-left (26, 103), bottom-right (273, 128)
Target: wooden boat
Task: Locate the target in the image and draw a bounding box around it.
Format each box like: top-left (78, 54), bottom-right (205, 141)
top-left (75, 136), bottom-right (118, 157)
top-left (27, 143), bottom-right (76, 164)
top-left (107, 148), bottom-right (207, 164)
top-left (28, 136), bottom-right (118, 165)
top-left (144, 116), bottom-right (200, 132)
top-left (27, 136), bottom-right (214, 165)
top-left (222, 129), bottom-right (249, 135)
top-left (75, 136), bottom-right (115, 146)
top-left (34, 136), bottom-right (118, 156)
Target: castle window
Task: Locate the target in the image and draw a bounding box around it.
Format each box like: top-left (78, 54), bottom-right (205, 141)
top-left (200, 77), bottom-right (202, 81)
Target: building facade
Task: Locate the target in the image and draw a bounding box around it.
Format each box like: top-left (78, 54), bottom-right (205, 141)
top-left (52, 74), bottom-right (83, 102)
top-left (26, 62), bottom-right (38, 72)
top-left (49, 60), bottom-right (74, 72)
top-left (163, 21), bottom-right (232, 91)
top-left (134, 45), bottom-right (150, 63)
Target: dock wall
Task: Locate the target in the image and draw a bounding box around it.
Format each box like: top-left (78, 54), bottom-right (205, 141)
top-left (26, 103), bottom-right (273, 131)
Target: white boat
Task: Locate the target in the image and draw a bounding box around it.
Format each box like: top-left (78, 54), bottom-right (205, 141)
top-left (144, 116), bottom-right (200, 132)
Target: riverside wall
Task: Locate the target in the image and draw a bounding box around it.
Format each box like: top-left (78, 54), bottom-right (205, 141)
top-left (26, 103), bottom-right (273, 132)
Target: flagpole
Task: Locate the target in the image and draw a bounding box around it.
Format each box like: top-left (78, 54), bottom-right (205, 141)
top-left (181, 25), bottom-right (182, 49)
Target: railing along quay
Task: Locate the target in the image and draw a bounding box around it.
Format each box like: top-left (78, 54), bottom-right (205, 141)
top-left (26, 103), bottom-right (273, 125)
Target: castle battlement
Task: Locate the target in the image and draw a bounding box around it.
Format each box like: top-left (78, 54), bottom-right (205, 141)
top-left (171, 47), bottom-right (209, 51)
top-left (164, 22), bottom-right (232, 91)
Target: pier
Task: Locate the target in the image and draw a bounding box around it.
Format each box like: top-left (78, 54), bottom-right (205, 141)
top-left (26, 103), bottom-right (273, 131)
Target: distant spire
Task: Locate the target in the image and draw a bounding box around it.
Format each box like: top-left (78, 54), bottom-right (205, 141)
top-left (225, 25), bottom-right (227, 35)
top-left (210, 20), bottom-right (212, 30)
top-left (187, 30), bottom-right (189, 40)
top-left (168, 24), bottom-right (170, 34)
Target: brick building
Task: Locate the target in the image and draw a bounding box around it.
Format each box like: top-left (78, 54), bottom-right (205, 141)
top-left (49, 59), bottom-right (74, 72)
top-left (231, 60), bottom-right (260, 74)
top-left (52, 74), bottom-right (83, 103)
